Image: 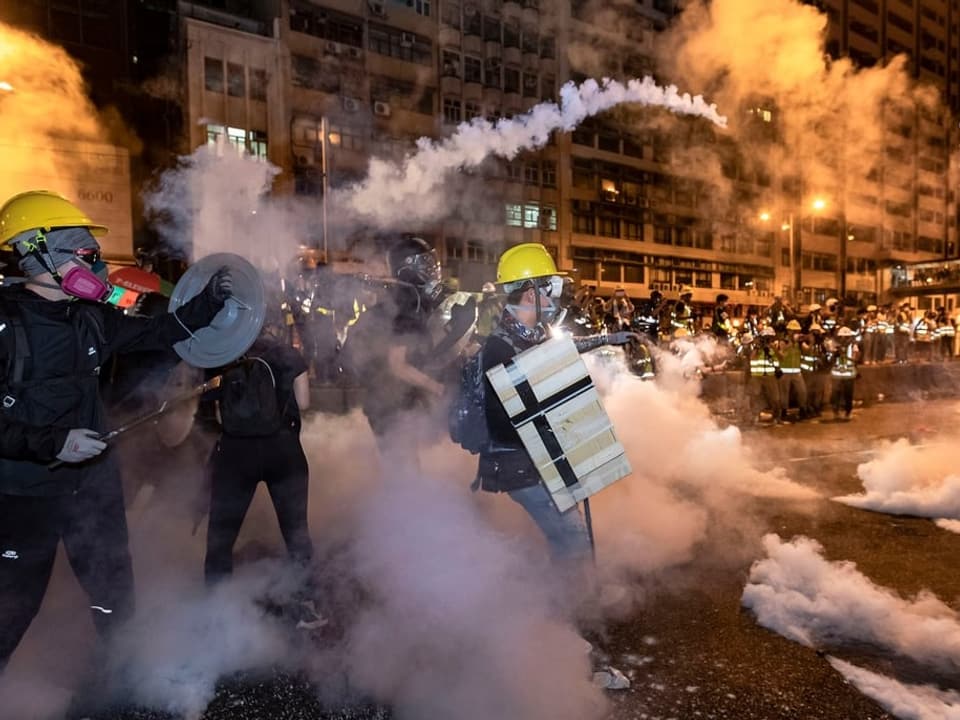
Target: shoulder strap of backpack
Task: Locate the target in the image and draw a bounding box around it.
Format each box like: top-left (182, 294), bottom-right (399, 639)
top-left (0, 295), bottom-right (30, 385)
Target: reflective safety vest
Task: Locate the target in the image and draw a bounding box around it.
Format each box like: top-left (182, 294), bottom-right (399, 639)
top-left (877, 318), bottom-right (893, 335)
top-left (750, 346), bottom-right (780, 377)
top-left (801, 344), bottom-right (824, 372)
top-left (914, 319), bottom-right (934, 342)
top-left (831, 345), bottom-right (857, 379)
top-left (864, 319), bottom-right (879, 334)
top-left (779, 343), bottom-right (802, 373)
top-left (896, 312), bottom-right (912, 333)
top-left (822, 316), bottom-right (837, 332)
top-left (936, 323), bottom-right (956, 338)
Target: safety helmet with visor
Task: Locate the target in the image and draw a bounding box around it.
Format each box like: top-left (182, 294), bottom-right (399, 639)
top-left (496, 243), bottom-right (563, 325)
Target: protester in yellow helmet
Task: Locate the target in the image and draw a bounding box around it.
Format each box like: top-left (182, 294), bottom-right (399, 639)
top-left (0, 190), bottom-right (232, 678)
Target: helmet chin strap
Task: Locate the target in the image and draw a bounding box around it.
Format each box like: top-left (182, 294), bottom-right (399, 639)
top-left (19, 230), bottom-right (64, 284)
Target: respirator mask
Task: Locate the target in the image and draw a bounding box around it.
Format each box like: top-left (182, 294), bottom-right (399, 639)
top-left (16, 231), bottom-right (133, 307)
top-left (506, 275), bottom-right (563, 325)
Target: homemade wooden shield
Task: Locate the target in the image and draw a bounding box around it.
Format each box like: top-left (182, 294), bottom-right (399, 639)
top-left (486, 337), bottom-right (632, 513)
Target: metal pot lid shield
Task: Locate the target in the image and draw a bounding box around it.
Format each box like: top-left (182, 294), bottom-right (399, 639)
top-left (168, 253), bottom-right (266, 368)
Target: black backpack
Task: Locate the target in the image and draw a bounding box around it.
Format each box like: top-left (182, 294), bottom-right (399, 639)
top-left (448, 329), bottom-right (518, 455)
top-left (219, 356), bottom-right (286, 437)
top-left (448, 347), bottom-right (489, 454)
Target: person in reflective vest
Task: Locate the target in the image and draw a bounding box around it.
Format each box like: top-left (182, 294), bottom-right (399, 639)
top-left (822, 298), bottom-right (839, 334)
top-left (861, 306), bottom-right (878, 364)
top-left (935, 306), bottom-right (956, 361)
top-left (894, 301), bottom-right (912, 364)
top-left (712, 293), bottom-right (733, 342)
top-left (875, 304), bottom-right (893, 363)
top-left (802, 303), bottom-right (823, 333)
top-left (671, 287), bottom-right (696, 335)
top-left (913, 310), bottom-right (936, 362)
top-left (830, 326), bottom-right (860, 420)
top-left (802, 323), bottom-right (830, 417)
top-left (776, 320), bottom-right (807, 421)
top-left (750, 326), bottom-right (782, 423)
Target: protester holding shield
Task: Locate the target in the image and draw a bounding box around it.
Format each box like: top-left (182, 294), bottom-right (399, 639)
top-left (0, 190), bottom-right (232, 674)
top-left (475, 243), bottom-right (635, 564)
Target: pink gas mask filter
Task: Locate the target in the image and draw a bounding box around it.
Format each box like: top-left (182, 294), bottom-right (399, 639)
top-left (61, 265), bottom-right (136, 308)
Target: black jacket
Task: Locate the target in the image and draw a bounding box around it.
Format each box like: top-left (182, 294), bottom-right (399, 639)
top-left (0, 285), bottom-right (223, 496)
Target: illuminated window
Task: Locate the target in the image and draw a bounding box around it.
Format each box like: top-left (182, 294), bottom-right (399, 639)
top-left (227, 127), bottom-right (246, 152)
top-left (204, 57), bottom-right (223, 92)
top-left (523, 202), bottom-right (540, 228)
top-left (247, 131), bottom-right (268, 160)
top-left (505, 203), bottom-right (523, 226)
top-left (206, 123), bottom-right (225, 146)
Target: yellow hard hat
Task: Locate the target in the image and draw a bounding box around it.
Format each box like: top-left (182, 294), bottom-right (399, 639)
top-left (496, 243), bottom-right (558, 286)
top-left (786, 319), bottom-right (802, 330)
top-left (0, 190), bottom-right (108, 246)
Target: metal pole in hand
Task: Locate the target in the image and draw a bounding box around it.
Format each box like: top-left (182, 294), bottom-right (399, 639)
top-left (583, 497), bottom-right (596, 563)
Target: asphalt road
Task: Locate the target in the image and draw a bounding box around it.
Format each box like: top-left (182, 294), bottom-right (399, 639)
top-left (601, 399), bottom-right (960, 720)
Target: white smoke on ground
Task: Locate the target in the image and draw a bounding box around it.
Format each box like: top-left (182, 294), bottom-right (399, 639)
top-left (743, 534), bottom-right (960, 674)
top-left (935, 519), bottom-right (960, 535)
top-left (338, 77), bottom-right (726, 228)
top-left (580, 351), bottom-right (817, 596)
top-left (834, 439), bottom-right (960, 521)
top-left (827, 658), bottom-right (960, 720)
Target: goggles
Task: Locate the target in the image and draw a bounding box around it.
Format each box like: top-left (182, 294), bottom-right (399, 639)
top-left (53, 246), bottom-right (102, 266)
top-left (535, 275), bottom-right (564, 299)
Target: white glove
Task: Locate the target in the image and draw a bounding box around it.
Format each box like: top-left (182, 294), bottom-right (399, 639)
top-left (56, 429), bottom-right (107, 464)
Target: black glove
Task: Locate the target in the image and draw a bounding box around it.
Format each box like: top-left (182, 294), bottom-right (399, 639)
top-left (205, 266), bottom-right (233, 305)
top-left (607, 331), bottom-right (640, 346)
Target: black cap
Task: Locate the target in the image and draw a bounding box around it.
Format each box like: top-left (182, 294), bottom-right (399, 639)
top-left (716, 293), bottom-right (728, 303)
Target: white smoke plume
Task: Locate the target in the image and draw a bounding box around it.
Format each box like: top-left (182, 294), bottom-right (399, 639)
top-left (143, 145), bottom-right (312, 267)
top-left (827, 658), bottom-right (960, 720)
top-left (743, 534), bottom-right (960, 674)
top-left (338, 77), bottom-right (726, 228)
top-left (834, 440), bottom-right (960, 521)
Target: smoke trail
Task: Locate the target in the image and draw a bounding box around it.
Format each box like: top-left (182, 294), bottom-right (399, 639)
top-left (338, 77), bottom-right (726, 228)
top-left (834, 440), bottom-right (960, 520)
top-left (827, 658), bottom-right (960, 720)
top-left (743, 534), bottom-right (960, 674)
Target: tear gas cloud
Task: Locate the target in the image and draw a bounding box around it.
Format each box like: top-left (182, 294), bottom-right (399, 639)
top-left (743, 534), bottom-right (960, 674)
top-left (337, 77), bottom-right (727, 229)
top-left (834, 439), bottom-right (960, 521)
top-left (827, 657), bottom-right (960, 720)
top-left (0, 23), bottom-right (106, 204)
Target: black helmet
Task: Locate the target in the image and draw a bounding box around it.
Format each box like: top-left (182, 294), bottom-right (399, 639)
top-left (650, 289), bottom-right (663, 302)
top-left (386, 235), bottom-right (444, 306)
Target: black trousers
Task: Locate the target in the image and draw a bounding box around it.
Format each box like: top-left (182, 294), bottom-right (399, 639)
top-left (204, 433), bottom-right (313, 584)
top-left (831, 378), bottom-right (855, 415)
top-left (0, 477), bottom-right (134, 671)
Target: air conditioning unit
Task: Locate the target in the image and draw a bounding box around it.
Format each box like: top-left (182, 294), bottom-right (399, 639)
top-left (325, 41), bottom-right (341, 55)
top-left (345, 45), bottom-right (363, 60)
top-left (374, 101), bottom-right (392, 117)
top-left (295, 152), bottom-right (316, 167)
top-left (343, 96), bottom-right (360, 112)
top-left (368, 0), bottom-right (386, 15)
top-left (400, 32), bottom-right (415, 47)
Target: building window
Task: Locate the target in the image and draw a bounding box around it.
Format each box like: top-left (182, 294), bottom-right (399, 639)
top-left (540, 205), bottom-right (557, 231)
top-left (523, 203), bottom-right (540, 228)
top-left (521, 28), bottom-right (538, 54)
top-left (442, 50), bottom-right (461, 77)
top-left (522, 72), bottom-right (538, 98)
top-left (675, 269), bottom-right (693, 286)
top-left (466, 239), bottom-right (484, 261)
top-left (523, 162), bottom-right (539, 185)
top-left (328, 124), bottom-right (365, 152)
top-left (540, 35), bottom-right (555, 59)
top-left (226, 126), bottom-right (246, 152)
top-left (624, 220), bottom-right (643, 240)
top-left (504, 67), bottom-right (520, 93)
top-left (289, 1), bottom-right (364, 45)
top-left (463, 5), bottom-right (481, 35)
top-left (483, 16), bottom-right (501, 42)
top-left (541, 75), bottom-right (555, 101)
top-left (206, 123), bottom-right (225, 146)
top-left (446, 236), bottom-right (463, 259)
top-left (542, 161), bottom-right (556, 188)
top-left (292, 54), bottom-right (340, 92)
top-left (464, 56), bottom-right (482, 83)
top-left (503, 22), bottom-right (520, 48)
top-left (464, 102), bottom-right (481, 121)
top-left (368, 24), bottom-right (432, 65)
top-left (505, 203), bottom-right (523, 227)
top-left (694, 271), bottom-right (711, 288)
top-left (443, 97), bottom-right (462, 124)
top-left (720, 272), bottom-right (736, 290)
top-left (484, 58), bottom-right (501, 88)
top-left (204, 57), bottom-right (223, 93)
top-left (442, 0), bottom-right (460, 28)
top-left (598, 216), bottom-right (620, 238)
top-left (249, 69), bottom-right (267, 101)
top-left (573, 211), bottom-right (594, 234)
top-left (654, 225), bottom-right (671, 244)
top-left (248, 130), bottom-right (268, 160)
top-left (227, 63), bottom-right (245, 97)
top-left (413, 0), bottom-right (431, 16)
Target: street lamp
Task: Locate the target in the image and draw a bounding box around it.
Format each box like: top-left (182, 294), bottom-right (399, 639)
top-left (0, 82), bottom-right (13, 93)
